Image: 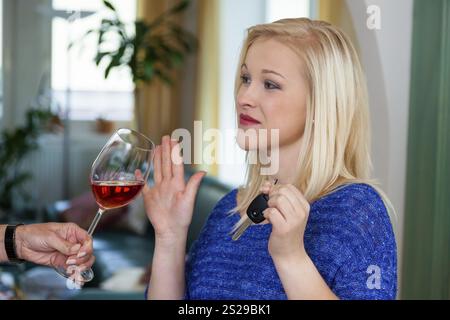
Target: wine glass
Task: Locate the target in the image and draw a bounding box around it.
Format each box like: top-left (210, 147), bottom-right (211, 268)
top-left (55, 128), bottom-right (155, 285)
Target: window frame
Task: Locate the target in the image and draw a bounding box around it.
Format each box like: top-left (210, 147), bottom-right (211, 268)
top-left (50, 0), bottom-right (136, 123)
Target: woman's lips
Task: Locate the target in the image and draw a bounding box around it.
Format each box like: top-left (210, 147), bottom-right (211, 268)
top-left (239, 114), bottom-right (261, 126)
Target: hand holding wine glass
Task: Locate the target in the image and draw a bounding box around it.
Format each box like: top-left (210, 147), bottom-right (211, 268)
top-left (142, 135), bottom-right (206, 242)
top-left (55, 128), bottom-right (155, 285)
top-left (14, 223), bottom-right (94, 268)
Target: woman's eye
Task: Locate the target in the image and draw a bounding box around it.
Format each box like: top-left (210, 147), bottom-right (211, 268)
top-left (241, 75), bottom-right (251, 84)
top-left (264, 81), bottom-right (280, 90)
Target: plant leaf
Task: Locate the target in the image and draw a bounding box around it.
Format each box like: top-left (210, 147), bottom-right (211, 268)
top-left (143, 62), bottom-right (154, 80)
top-left (148, 0), bottom-right (190, 29)
top-left (103, 0), bottom-right (117, 12)
top-left (95, 51), bottom-right (112, 65)
top-left (104, 45), bottom-right (126, 78)
top-left (155, 69), bottom-right (173, 85)
top-left (167, 0), bottom-right (190, 15)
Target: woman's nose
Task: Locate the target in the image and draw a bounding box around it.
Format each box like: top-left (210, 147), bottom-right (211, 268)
top-left (237, 87), bottom-right (258, 109)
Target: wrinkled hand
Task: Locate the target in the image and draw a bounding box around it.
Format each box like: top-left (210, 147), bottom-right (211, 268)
top-left (15, 222), bottom-right (94, 269)
top-left (261, 181), bottom-right (310, 260)
top-left (143, 135), bottom-right (206, 241)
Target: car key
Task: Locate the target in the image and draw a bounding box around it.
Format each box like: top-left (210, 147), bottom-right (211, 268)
top-left (232, 179), bottom-right (277, 241)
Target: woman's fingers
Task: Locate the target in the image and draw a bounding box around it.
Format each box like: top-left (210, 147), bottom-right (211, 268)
top-left (185, 171), bottom-right (206, 200)
top-left (153, 145), bottom-right (162, 184)
top-left (265, 184), bottom-right (310, 224)
top-left (260, 180), bottom-right (272, 194)
top-left (161, 135), bottom-right (172, 180)
top-left (152, 136), bottom-right (185, 186)
top-left (267, 193), bottom-right (296, 221)
top-left (276, 187), bottom-right (304, 218)
top-left (171, 140), bottom-right (184, 184)
top-left (286, 184), bottom-right (310, 212)
top-left (263, 207), bottom-right (287, 228)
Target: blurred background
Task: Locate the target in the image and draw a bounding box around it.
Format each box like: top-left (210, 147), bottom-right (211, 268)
top-left (0, 0), bottom-right (448, 300)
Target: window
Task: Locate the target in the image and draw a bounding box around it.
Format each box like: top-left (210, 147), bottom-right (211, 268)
top-left (51, 0), bottom-right (136, 121)
top-left (265, 0), bottom-right (311, 22)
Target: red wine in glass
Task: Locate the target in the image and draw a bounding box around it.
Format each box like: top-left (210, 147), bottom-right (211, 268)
top-left (91, 181), bottom-right (145, 209)
top-left (54, 128), bottom-right (154, 285)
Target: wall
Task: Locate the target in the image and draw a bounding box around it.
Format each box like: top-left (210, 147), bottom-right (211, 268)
top-left (346, 0), bottom-right (414, 295)
top-left (217, 0), bottom-right (266, 186)
top-left (179, 0), bottom-right (198, 137)
top-left (2, 0), bottom-right (52, 129)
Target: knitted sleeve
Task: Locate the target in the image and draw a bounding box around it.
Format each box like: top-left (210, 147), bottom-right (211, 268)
top-left (325, 185), bottom-right (398, 300)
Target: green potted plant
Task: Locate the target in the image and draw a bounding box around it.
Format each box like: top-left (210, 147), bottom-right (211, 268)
top-left (0, 108), bottom-right (56, 221)
top-left (76, 0), bottom-right (197, 130)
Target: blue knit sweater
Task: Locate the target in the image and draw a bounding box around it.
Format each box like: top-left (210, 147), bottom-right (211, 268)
top-left (184, 183), bottom-right (397, 300)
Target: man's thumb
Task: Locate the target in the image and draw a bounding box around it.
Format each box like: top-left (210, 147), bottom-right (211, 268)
top-left (185, 171), bottom-right (207, 199)
top-left (51, 235), bottom-right (80, 256)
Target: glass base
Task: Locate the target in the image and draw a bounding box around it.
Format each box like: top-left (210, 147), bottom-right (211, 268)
top-left (55, 266), bottom-right (94, 285)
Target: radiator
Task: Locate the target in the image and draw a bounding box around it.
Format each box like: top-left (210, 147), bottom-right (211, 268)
top-left (21, 132), bottom-right (109, 210)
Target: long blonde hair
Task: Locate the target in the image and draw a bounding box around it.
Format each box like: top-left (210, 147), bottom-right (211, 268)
top-left (230, 18), bottom-right (396, 235)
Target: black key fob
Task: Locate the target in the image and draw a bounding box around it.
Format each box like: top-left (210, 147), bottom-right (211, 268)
top-left (246, 193), bottom-right (269, 224)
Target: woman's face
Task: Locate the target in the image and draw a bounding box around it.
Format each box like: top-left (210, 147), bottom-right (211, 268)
top-left (236, 38), bottom-right (308, 152)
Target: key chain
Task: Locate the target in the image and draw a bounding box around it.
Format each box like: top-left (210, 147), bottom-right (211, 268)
top-left (232, 179), bottom-right (278, 241)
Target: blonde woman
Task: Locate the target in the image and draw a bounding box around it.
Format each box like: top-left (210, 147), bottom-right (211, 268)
top-left (143, 18), bottom-right (397, 300)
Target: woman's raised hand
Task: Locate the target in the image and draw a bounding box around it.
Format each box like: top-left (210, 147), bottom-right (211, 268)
top-left (142, 135), bottom-right (206, 241)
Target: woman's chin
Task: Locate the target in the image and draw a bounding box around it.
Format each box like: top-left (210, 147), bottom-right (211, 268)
top-left (237, 143), bottom-right (256, 151)
top-left (236, 140), bottom-right (270, 152)
top-left (236, 130), bottom-right (257, 150)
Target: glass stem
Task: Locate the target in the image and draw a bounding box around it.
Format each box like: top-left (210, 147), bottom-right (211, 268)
top-left (87, 208), bottom-right (105, 236)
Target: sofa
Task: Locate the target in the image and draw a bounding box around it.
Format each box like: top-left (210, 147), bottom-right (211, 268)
top-left (47, 168), bottom-right (233, 300)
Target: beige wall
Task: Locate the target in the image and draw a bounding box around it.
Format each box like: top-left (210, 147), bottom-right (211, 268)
top-left (2, 0), bottom-right (52, 129)
top-left (346, 0), bottom-right (413, 296)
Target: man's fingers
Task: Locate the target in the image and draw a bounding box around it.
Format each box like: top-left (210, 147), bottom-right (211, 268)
top-left (66, 251), bottom-right (94, 267)
top-left (51, 223), bottom-right (92, 257)
top-left (76, 237), bottom-right (93, 257)
top-left (67, 223), bottom-right (91, 245)
top-left (50, 234), bottom-right (77, 256)
top-left (79, 256), bottom-right (96, 270)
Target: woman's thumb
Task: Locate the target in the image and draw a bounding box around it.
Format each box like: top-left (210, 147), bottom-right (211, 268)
top-left (185, 171), bottom-right (207, 199)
